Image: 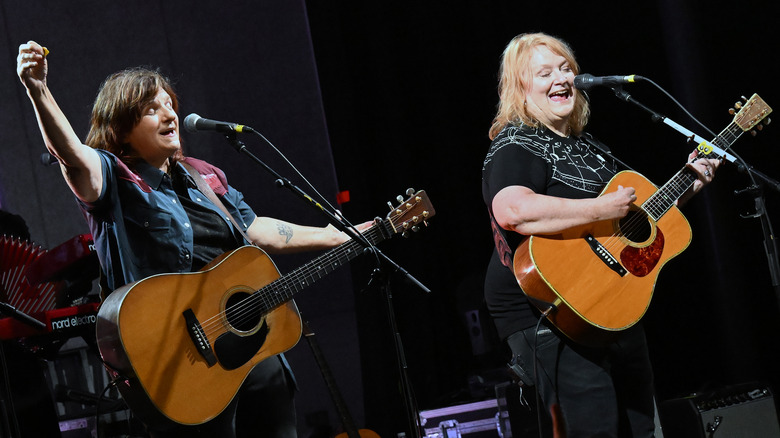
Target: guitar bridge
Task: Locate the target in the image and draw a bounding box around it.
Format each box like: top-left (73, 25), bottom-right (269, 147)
top-left (585, 234), bottom-right (627, 277)
top-left (183, 309), bottom-right (217, 367)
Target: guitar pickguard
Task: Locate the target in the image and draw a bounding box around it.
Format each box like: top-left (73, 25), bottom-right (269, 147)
top-left (213, 319), bottom-right (269, 370)
top-left (620, 228), bottom-right (665, 277)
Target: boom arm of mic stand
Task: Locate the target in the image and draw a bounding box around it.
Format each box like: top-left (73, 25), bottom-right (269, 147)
top-left (610, 87), bottom-right (740, 163)
top-left (375, 249), bottom-right (431, 294)
top-left (222, 132), bottom-right (432, 294)
top-left (0, 302), bottom-right (46, 329)
top-left (221, 133), bottom-right (369, 247)
top-left (610, 87), bottom-right (780, 302)
top-left (611, 87), bottom-right (780, 192)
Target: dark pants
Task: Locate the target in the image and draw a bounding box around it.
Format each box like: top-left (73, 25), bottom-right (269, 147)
top-left (506, 324), bottom-right (656, 438)
top-left (149, 355), bottom-right (297, 438)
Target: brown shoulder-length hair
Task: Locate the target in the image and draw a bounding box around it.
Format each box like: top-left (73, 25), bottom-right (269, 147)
top-left (85, 67), bottom-right (182, 167)
top-left (488, 33), bottom-right (590, 140)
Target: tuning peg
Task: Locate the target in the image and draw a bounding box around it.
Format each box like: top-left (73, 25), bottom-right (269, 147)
top-left (757, 124), bottom-right (764, 131)
top-left (405, 188), bottom-right (415, 196)
top-left (387, 201), bottom-right (394, 211)
top-left (734, 101), bottom-right (743, 110)
top-left (396, 195), bottom-right (404, 204)
top-left (765, 117), bottom-right (772, 126)
top-left (741, 95), bottom-right (748, 102)
top-left (729, 108), bottom-right (736, 115)
top-left (750, 130), bottom-right (758, 137)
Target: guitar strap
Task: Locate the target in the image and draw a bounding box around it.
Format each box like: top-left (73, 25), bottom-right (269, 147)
top-left (181, 162), bottom-right (254, 246)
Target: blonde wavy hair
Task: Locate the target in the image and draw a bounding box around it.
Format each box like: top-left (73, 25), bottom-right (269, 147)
top-left (488, 33), bottom-right (590, 140)
top-left (85, 67), bottom-right (182, 167)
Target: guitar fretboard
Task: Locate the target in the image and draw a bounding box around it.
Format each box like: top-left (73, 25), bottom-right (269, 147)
top-left (642, 121), bottom-right (744, 221)
top-left (254, 222), bottom-right (389, 312)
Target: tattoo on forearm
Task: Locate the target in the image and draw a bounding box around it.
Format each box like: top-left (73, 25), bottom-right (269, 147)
top-left (276, 222), bottom-right (293, 243)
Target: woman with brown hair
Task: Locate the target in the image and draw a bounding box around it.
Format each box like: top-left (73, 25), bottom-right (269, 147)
top-left (17, 40), bottom-right (362, 438)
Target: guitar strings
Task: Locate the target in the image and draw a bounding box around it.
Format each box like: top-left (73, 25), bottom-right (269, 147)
top-left (596, 164), bottom-right (701, 254)
top-left (195, 241), bottom-right (352, 339)
top-left (219, 222), bottom-right (382, 332)
top-left (194, 208), bottom-right (403, 341)
top-left (595, 123), bottom-right (742, 255)
top-left (198, 220), bottom-right (387, 338)
top-left (195, 231), bottom-right (369, 340)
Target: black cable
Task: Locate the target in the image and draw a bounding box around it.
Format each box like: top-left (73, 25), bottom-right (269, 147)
top-left (94, 377), bottom-right (124, 438)
top-left (640, 77), bottom-right (718, 139)
top-left (531, 305), bottom-right (555, 438)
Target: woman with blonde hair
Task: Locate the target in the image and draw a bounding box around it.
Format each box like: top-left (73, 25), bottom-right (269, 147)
top-left (482, 32), bottom-right (720, 437)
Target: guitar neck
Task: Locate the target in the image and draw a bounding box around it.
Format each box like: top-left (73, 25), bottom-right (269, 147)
top-left (257, 222), bottom-right (389, 309)
top-left (642, 120), bottom-right (744, 220)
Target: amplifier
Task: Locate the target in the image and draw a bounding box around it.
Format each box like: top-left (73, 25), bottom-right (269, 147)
top-left (659, 383), bottom-right (780, 438)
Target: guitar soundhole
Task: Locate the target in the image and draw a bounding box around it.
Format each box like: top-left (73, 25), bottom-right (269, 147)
top-left (224, 292), bottom-right (262, 332)
top-left (619, 210), bottom-right (652, 244)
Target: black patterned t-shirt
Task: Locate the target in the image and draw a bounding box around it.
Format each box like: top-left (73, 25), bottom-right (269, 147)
top-left (481, 123), bottom-right (618, 338)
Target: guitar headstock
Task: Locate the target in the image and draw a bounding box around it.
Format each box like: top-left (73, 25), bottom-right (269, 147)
top-left (385, 189), bottom-right (435, 237)
top-left (731, 94), bottom-right (772, 135)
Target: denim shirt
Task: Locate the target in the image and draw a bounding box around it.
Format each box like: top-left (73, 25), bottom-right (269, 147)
top-left (79, 150), bottom-right (256, 292)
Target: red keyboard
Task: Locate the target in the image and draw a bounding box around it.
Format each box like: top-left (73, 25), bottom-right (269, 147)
top-left (0, 302), bottom-right (99, 340)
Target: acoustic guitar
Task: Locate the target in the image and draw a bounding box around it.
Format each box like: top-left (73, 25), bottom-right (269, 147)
top-left (513, 94), bottom-right (772, 346)
top-left (96, 190), bottom-right (434, 428)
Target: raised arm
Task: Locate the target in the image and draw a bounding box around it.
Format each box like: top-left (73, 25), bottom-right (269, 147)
top-left (17, 41), bottom-right (103, 203)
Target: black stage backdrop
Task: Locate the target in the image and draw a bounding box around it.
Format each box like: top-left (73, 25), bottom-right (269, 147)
top-left (2, 1), bottom-right (780, 437)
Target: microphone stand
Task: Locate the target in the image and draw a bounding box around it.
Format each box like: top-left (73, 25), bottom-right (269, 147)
top-left (220, 131), bottom-right (428, 435)
top-left (221, 132), bottom-right (365, 244)
top-left (610, 86), bottom-right (780, 308)
top-left (0, 302), bottom-right (46, 330)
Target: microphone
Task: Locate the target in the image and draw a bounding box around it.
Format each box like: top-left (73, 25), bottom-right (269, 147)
top-left (574, 74), bottom-right (641, 90)
top-left (183, 113), bottom-right (254, 134)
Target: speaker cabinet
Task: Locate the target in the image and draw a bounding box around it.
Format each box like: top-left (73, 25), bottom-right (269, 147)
top-left (659, 383), bottom-right (780, 438)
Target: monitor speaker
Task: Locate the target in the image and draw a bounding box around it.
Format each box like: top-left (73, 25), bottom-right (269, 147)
top-left (659, 383), bottom-right (780, 438)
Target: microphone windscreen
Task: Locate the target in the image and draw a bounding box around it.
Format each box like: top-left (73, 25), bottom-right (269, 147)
top-left (573, 74), bottom-right (594, 90)
top-left (183, 113), bottom-right (200, 133)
